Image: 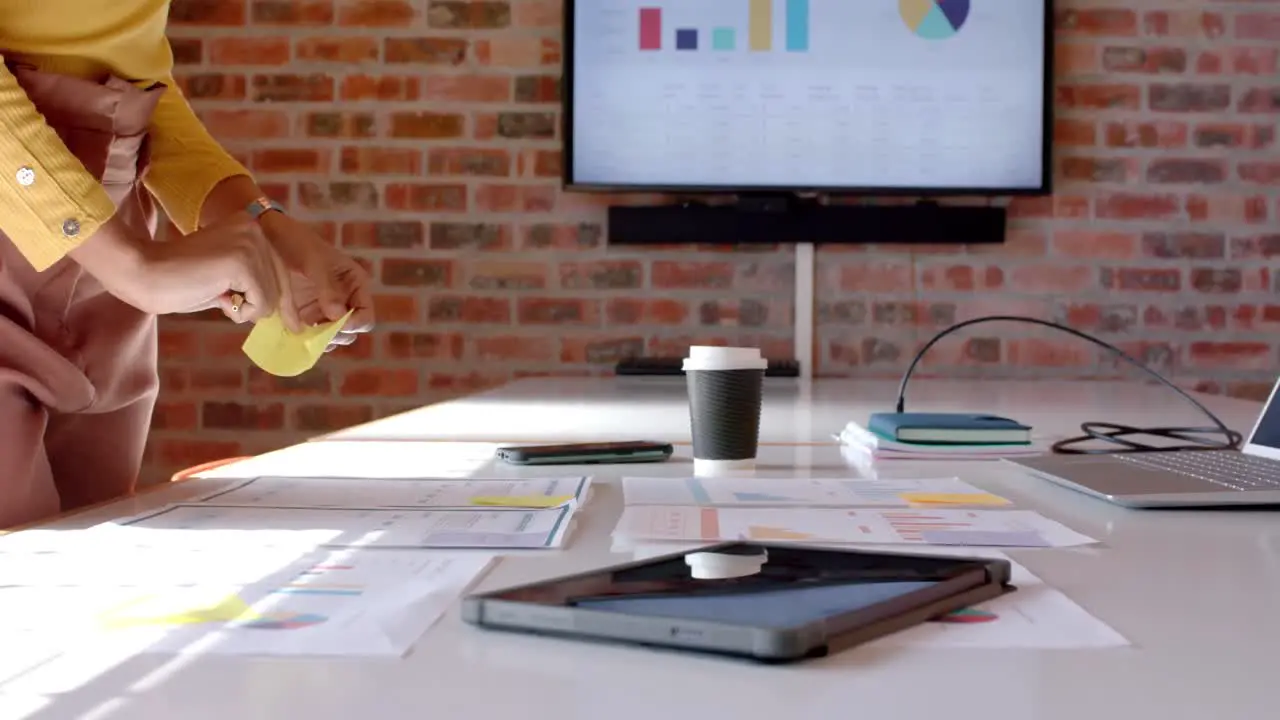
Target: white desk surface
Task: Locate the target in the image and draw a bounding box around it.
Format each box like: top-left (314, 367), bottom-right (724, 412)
top-left (6, 430), bottom-right (1280, 719)
top-left (318, 376), bottom-right (1264, 446)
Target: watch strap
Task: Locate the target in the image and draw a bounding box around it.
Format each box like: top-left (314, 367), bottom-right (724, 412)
top-left (246, 197), bottom-right (286, 220)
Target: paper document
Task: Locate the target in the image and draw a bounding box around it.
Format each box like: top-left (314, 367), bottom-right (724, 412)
top-left (623, 476), bottom-right (1010, 508)
top-left (195, 476), bottom-right (591, 510)
top-left (62, 504), bottom-right (577, 550)
top-left (242, 309), bottom-right (353, 377)
top-left (623, 542), bottom-right (1128, 649)
top-left (0, 547), bottom-right (495, 657)
top-left (613, 506), bottom-right (1095, 548)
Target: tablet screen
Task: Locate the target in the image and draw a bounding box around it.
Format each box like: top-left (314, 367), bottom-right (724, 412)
top-left (489, 543), bottom-right (986, 630)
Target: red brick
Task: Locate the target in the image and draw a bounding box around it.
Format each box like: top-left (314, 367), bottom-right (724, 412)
top-left (385, 332), bottom-right (465, 360)
top-left (252, 148), bottom-right (329, 173)
top-left (473, 37), bottom-right (561, 66)
top-left (1240, 162), bottom-right (1280, 186)
top-left (1143, 11), bottom-right (1226, 39)
top-left (1235, 13), bottom-right (1280, 42)
top-left (208, 37), bottom-right (290, 65)
top-left (251, 1), bottom-right (334, 25)
top-left (1052, 231), bottom-right (1139, 259)
top-left (294, 405), bottom-right (376, 433)
top-left (474, 184), bottom-right (557, 213)
top-left (517, 298), bottom-right (600, 325)
top-left (1057, 9), bottom-right (1138, 36)
top-left (1054, 119), bottom-right (1097, 146)
top-left (340, 369), bottom-right (419, 396)
top-left (428, 148), bottom-right (512, 177)
top-left (835, 260), bottom-right (913, 293)
top-left (1057, 84), bottom-right (1141, 110)
top-left (606, 298), bottom-right (690, 325)
top-left (339, 0), bottom-right (417, 26)
top-left (421, 74), bottom-right (512, 102)
top-left (1187, 342), bottom-right (1275, 370)
top-left (171, 0), bottom-right (247, 25)
top-left (340, 75), bottom-right (421, 101)
top-left (918, 264), bottom-right (1003, 292)
top-left (1007, 339), bottom-right (1096, 368)
top-left (473, 335), bottom-right (557, 362)
top-left (200, 109), bottom-right (291, 139)
top-left (385, 184), bottom-right (468, 212)
top-left (296, 37), bottom-right (380, 62)
top-left (340, 147), bottom-right (423, 175)
top-left (1008, 265), bottom-right (1097, 293)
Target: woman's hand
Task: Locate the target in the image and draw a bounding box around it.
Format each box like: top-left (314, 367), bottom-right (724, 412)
top-left (70, 211), bottom-right (298, 327)
top-left (257, 211), bottom-right (375, 352)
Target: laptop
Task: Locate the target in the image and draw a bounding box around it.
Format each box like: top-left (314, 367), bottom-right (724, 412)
top-left (1006, 378), bottom-right (1280, 508)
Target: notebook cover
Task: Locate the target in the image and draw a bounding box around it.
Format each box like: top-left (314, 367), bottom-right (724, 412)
top-left (867, 413), bottom-right (1031, 440)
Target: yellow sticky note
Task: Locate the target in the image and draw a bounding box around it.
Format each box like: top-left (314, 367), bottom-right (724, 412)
top-left (470, 495), bottom-right (574, 508)
top-left (901, 492), bottom-right (1011, 507)
top-left (241, 309), bottom-right (353, 377)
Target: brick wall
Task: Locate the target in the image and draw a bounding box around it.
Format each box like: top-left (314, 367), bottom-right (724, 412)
top-left (147, 0), bottom-right (1280, 481)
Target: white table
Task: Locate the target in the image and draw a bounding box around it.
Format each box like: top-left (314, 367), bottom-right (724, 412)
top-left (5, 418), bottom-right (1280, 718)
top-left (318, 376), bottom-right (1263, 446)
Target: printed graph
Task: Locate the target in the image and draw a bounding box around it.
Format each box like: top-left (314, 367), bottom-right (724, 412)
top-left (97, 591), bottom-right (331, 632)
top-left (878, 510), bottom-right (1051, 547)
top-left (746, 525), bottom-right (814, 541)
top-left (899, 0), bottom-right (970, 40)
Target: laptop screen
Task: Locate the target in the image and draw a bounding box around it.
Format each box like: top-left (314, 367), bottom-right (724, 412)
top-left (1248, 389), bottom-right (1280, 449)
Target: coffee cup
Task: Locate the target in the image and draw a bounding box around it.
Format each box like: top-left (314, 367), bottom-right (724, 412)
top-left (682, 346), bottom-right (768, 476)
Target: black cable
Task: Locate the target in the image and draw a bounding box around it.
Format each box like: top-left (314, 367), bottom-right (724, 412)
top-left (894, 315), bottom-right (1243, 454)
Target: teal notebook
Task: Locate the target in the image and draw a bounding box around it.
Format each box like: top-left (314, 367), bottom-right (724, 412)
top-left (867, 412), bottom-right (1031, 445)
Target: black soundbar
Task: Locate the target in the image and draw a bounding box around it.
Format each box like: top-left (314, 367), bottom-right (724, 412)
top-left (607, 201), bottom-right (1006, 245)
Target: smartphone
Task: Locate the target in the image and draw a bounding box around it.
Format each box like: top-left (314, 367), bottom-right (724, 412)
top-left (496, 441), bottom-right (674, 466)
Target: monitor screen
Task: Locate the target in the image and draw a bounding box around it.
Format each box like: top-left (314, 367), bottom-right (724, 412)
top-left (566, 0), bottom-right (1051, 193)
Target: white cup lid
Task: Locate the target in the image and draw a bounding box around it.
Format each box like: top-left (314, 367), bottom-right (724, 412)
top-left (682, 346), bottom-right (768, 372)
top-left (685, 550), bottom-right (768, 579)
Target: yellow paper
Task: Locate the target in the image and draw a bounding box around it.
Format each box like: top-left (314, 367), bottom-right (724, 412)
top-left (242, 309), bottom-right (353, 377)
top-left (470, 495), bottom-right (574, 508)
top-left (901, 492), bottom-right (1011, 507)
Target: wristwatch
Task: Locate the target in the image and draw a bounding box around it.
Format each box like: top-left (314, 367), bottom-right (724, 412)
top-left (246, 197), bottom-right (286, 220)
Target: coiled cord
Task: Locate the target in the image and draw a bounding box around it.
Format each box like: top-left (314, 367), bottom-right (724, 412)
top-left (894, 315), bottom-right (1243, 454)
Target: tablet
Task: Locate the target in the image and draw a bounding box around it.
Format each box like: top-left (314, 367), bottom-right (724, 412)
top-left (461, 542), bottom-right (1014, 663)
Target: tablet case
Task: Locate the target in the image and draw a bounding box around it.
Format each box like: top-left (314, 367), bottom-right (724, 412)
top-left (461, 543), bottom-right (1014, 663)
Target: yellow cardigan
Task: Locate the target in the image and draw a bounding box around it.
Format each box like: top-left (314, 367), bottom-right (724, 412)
top-left (0, 0), bottom-right (249, 271)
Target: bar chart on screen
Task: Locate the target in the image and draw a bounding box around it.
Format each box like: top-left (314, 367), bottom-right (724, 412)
top-left (635, 0), bottom-right (810, 53)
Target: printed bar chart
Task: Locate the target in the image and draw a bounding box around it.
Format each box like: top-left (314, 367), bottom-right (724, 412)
top-left (785, 0), bottom-right (809, 52)
top-left (712, 27), bottom-right (735, 51)
top-left (638, 7), bottom-right (661, 50)
top-left (749, 0), bottom-right (772, 51)
top-left (676, 28), bottom-right (698, 50)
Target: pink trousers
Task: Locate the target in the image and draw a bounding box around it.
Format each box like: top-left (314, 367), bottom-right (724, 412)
top-left (0, 67), bottom-right (164, 529)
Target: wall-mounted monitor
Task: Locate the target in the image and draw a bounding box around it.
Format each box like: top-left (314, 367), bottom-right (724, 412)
top-left (564, 0), bottom-right (1054, 196)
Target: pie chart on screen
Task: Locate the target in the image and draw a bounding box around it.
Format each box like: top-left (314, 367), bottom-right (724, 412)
top-left (900, 0), bottom-right (970, 39)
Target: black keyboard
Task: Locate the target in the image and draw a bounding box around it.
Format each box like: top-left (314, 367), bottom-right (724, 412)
top-left (615, 357), bottom-right (801, 378)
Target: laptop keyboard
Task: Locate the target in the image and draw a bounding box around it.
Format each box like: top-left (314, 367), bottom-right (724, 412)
top-left (1116, 451), bottom-right (1280, 491)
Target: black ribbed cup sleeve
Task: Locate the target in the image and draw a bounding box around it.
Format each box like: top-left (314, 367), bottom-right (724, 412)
top-left (685, 369), bottom-right (765, 460)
